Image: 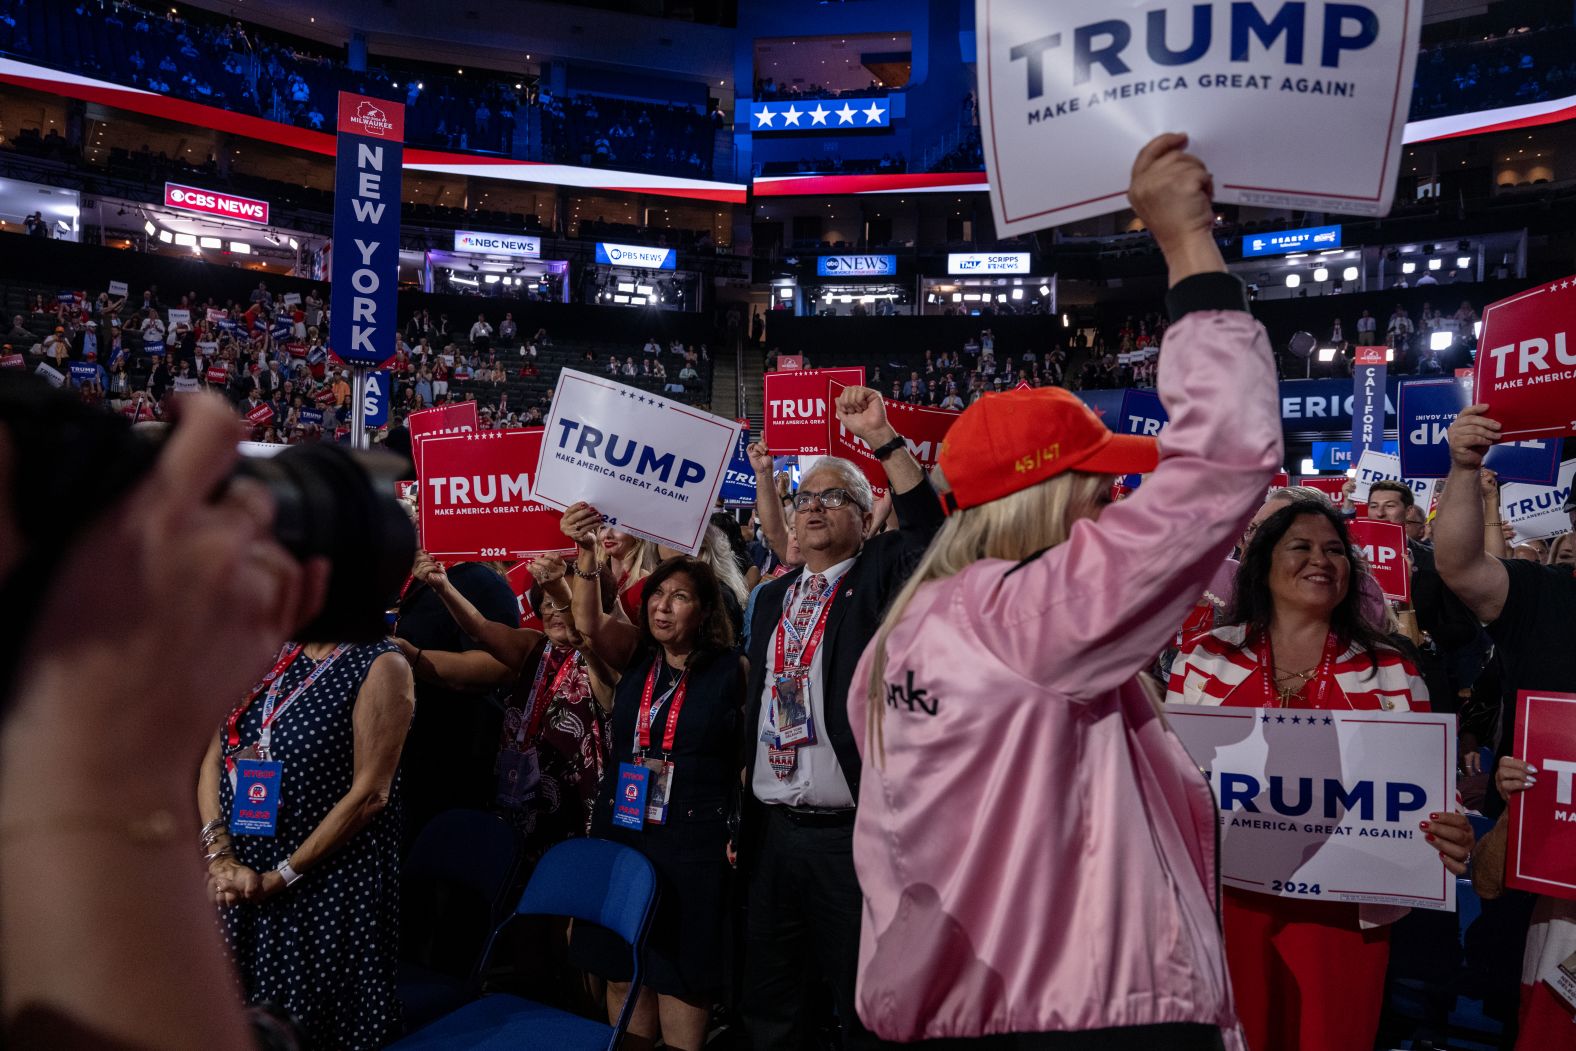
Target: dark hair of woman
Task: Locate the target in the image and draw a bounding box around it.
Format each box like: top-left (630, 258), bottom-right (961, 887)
top-left (1226, 501), bottom-right (1392, 674)
top-left (638, 557), bottom-right (735, 665)
top-left (709, 510), bottom-right (753, 576)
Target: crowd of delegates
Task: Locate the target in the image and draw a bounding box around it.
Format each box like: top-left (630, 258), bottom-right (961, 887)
top-left (1411, 21), bottom-right (1576, 120)
top-left (5, 135), bottom-right (1576, 1051)
top-left (3, 0), bottom-right (716, 178)
top-left (12, 281), bottom-right (714, 441)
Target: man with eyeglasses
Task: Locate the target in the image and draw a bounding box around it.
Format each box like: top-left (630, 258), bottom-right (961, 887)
top-left (738, 385), bottom-right (942, 1051)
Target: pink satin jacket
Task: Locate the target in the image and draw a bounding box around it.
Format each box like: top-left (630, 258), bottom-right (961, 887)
top-left (849, 310), bottom-right (1281, 1044)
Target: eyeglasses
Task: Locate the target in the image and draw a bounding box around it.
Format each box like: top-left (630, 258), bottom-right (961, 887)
top-left (793, 487), bottom-right (864, 512)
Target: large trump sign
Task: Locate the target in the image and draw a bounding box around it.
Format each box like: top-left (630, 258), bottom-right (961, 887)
top-left (977, 0), bottom-right (1420, 234)
top-left (531, 370), bottom-right (739, 555)
top-left (419, 429), bottom-right (567, 561)
top-left (1473, 274), bottom-right (1576, 442)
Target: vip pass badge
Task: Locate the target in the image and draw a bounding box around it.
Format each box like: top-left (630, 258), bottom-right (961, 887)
top-left (633, 661), bottom-right (687, 826)
top-left (767, 574), bottom-right (840, 778)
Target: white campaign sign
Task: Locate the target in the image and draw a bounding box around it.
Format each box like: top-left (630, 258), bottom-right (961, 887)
top-left (1500, 459), bottom-right (1576, 543)
top-left (532, 370), bottom-right (740, 555)
top-left (1166, 704), bottom-right (1457, 911)
top-left (1353, 449), bottom-right (1401, 502)
top-left (108, 280), bottom-right (128, 296)
top-left (33, 361), bottom-right (64, 388)
top-left (167, 308), bottom-right (191, 327)
top-left (977, 0), bottom-right (1421, 234)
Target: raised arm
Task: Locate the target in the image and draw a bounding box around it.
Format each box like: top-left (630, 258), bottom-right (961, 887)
top-left (1478, 470), bottom-right (1509, 559)
top-left (1433, 405), bottom-right (1510, 622)
top-left (970, 134), bottom-right (1281, 699)
top-left (748, 441), bottom-right (791, 563)
top-left (412, 551), bottom-right (541, 673)
top-left (561, 501), bottom-right (641, 670)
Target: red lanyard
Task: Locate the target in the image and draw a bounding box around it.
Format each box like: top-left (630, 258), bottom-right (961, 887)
top-left (518, 647), bottom-right (580, 745)
top-left (1241, 631), bottom-right (1344, 709)
top-left (637, 660), bottom-right (688, 755)
top-left (774, 575), bottom-right (841, 678)
top-left (226, 644), bottom-right (301, 750)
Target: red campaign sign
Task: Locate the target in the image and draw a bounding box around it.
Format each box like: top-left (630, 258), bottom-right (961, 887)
top-left (163, 182), bottom-right (269, 225)
top-left (504, 561), bottom-right (545, 632)
top-left (1473, 275), bottom-right (1576, 441)
top-left (338, 93), bottom-right (405, 140)
top-left (761, 366), bottom-right (865, 454)
top-left (0, 354), bottom-right (24, 369)
top-left (205, 366), bottom-right (228, 384)
top-left (826, 380), bottom-right (957, 495)
top-left (1269, 471), bottom-right (1291, 491)
top-left (1298, 476), bottom-right (1349, 503)
top-left (408, 401), bottom-right (480, 452)
top-left (418, 429), bottom-right (567, 562)
top-left (1508, 691), bottom-right (1576, 900)
top-left (777, 354), bottom-right (804, 370)
top-left (1348, 518), bottom-right (1410, 604)
top-left (244, 402), bottom-right (275, 426)
top-left (314, 387), bottom-right (339, 406)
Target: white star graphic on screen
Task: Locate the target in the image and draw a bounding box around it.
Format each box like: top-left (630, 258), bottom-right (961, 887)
top-left (835, 103), bottom-right (856, 124)
top-left (755, 106), bottom-right (776, 127)
top-left (809, 104), bottom-right (830, 125)
top-left (782, 104), bottom-right (803, 126)
top-left (861, 101), bottom-right (885, 124)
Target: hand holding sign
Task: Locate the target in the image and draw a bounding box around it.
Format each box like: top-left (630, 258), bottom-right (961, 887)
top-left (1128, 133), bottom-right (1224, 285)
top-left (559, 501), bottom-right (603, 550)
top-left (747, 440), bottom-right (775, 478)
top-left (411, 550), bottom-right (449, 589)
top-left (1447, 404), bottom-right (1503, 470)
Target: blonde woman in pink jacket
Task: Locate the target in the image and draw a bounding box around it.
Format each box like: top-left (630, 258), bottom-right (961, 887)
top-left (848, 134), bottom-right (1281, 1049)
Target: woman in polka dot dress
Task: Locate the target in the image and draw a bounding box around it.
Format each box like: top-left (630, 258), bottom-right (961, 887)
top-left (197, 639), bottom-right (414, 1050)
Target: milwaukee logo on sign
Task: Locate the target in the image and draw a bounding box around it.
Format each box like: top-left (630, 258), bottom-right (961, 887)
top-left (163, 183), bottom-right (269, 225)
top-left (341, 98), bottom-right (403, 140)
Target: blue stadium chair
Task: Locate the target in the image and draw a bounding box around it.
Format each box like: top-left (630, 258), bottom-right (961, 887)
top-left (1384, 877), bottom-right (1504, 1050)
top-left (390, 838), bottom-right (658, 1051)
top-left (398, 810), bottom-right (524, 1031)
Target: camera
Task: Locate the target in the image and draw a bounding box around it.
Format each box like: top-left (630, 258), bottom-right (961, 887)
top-left (1, 372), bottom-right (415, 646)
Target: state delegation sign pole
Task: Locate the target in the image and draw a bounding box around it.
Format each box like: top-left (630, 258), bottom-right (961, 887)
top-left (328, 90), bottom-right (405, 448)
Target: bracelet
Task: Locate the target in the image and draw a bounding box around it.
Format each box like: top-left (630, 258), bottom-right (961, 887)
top-left (199, 816), bottom-right (227, 843)
top-left (275, 860), bottom-right (303, 887)
top-left (571, 563), bottom-right (601, 580)
top-left (204, 845), bottom-right (235, 865)
top-left (0, 808), bottom-right (179, 846)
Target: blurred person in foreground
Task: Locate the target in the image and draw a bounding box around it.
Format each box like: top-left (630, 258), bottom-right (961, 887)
top-left (0, 385), bottom-right (324, 1049)
top-left (849, 133), bottom-right (1268, 1049)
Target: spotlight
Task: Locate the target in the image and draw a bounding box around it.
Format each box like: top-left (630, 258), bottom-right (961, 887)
top-left (1456, 256), bottom-right (1471, 269)
top-left (199, 236), bottom-right (221, 249)
top-left (1429, 331), bottom-right (1454, 351)
top-left (1010, 288), bottom-right (1024, 300)
top-left (1313, 267), bottom-right (1329, 283)
top-left (1343, 266), bottom-right (1359, 281)
top-left (1473, 321), bottom-right (1482, 339)
top-left (144, 220), bottom-right (156, 236)
top-left (288, 238), bottom-right (299, 250)
top-left (1317, 346), bottom-right (1339, 362)
top-left (1285, 274), bottom-right (1301, 288)
top-left (1039, 284), bottom-right (1051, 296)
top-left (1300, 458), bottom-right (1318, 474)
top-left (1428, 258), bottom-right (1442, 270)
top-left (158, 229), bottom-right (173, 243)
top-left (951, 293), bottom-right (962, 302)
top-left (1061, 313), bottom-right (1070, 327)
top-left (1401, 261), bottom-right (1416, 274)
top-left (230, 241), bottom-right (251, 254)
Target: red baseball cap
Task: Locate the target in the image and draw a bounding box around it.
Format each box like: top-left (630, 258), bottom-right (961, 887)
top-left (937, 387), bottom-right (1159, 513)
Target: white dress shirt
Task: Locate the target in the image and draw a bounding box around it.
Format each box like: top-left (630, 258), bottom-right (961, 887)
top-left (752, 557), bottom-right (856, 809)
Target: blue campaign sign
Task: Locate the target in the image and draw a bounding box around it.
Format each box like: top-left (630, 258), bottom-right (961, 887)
top-left (328, 92), bottom-right (404, 367)
top-left (1312, 439), bottom-right (1397, 473)
top-left (1242, 224), bottom-right (1343, 258)
top-left (594, 242), bottom-right (676, 270)
top-left (750, 96), bottom-right (890, 132)
top-left (362, 369), bottom-right (390, 428)
top-left (1397, 378), bottom-right (1561, 484)
top-left (1075, 389), bottom-right (1126, 425)
top-left (719, 423), bottom-right (756, 505)
top-left (1118, 389), bottom-right (1168, 437)
top-left (68, 362), bottom-right (96, 386)
top-left (298, 408), bottom-right (325, 427)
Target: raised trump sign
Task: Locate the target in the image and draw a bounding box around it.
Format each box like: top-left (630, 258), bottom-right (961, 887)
top-left (453, 230), bottom-right (541, 258)
top-left (1499, 459), bottom-right (1576, 544)
top-left (1166, 703), bottom-right (1457, 911)
top-left (327, 92), bottom-right (404, 367)
top-left (164, 182), bottom-right (270, 225)
top-left (1473, 274), bottom-right (1576, 442)
top-left (762, 366), bottom-right (867, 455)
top-left (418, 429), bottom-right (567, 562)
top-left (1399, 378), bottom-right (1561, 484)
top-left (977, 0), bottom-right (1420, 234)
top-left (532, 370), bottom-right (740, 555)
top-left (1349, 517), bottom-right (1409, 604)
top-left (1508, 691), bottom-right (1576, 902)
top-left (407, 401), bottom-right (479, 453)
top-left (827, 381), bottom-right (957, 496)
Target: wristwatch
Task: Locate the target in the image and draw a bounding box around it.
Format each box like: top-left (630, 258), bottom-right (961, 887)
top-left (871, 434), bottom-right (908, 460)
